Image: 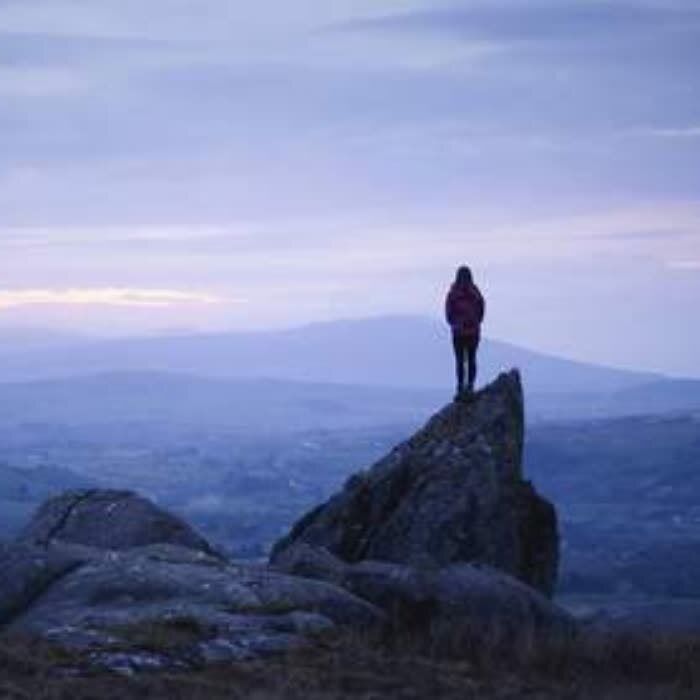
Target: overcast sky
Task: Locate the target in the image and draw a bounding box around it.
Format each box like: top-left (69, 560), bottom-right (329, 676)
top-left (1, 0), bottom-right (699, 375)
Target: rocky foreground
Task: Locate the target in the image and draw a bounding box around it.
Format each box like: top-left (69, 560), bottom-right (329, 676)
top-left (2, 371), bottom-right (568, 675)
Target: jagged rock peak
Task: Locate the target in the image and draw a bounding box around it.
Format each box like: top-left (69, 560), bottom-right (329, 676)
top-left (271, 369), bottom-right (559, 596)
top-left (18, 489), bottom-right (216, 555)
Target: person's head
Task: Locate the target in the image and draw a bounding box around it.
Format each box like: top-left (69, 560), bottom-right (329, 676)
top-left (455, 265), bottom-right (473, 286)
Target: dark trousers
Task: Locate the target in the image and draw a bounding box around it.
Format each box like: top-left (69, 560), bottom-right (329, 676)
top-left (452, 332), bottom-right (480, 392)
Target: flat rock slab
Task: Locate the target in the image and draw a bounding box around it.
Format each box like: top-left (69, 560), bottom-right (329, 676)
top-left (3, 491), bottom-right (384, 672)
top-left (6, 543), bottom-right (383, 672)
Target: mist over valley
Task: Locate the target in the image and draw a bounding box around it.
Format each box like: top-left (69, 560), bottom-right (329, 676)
top-left (1, 317), bottom-right (699, 624)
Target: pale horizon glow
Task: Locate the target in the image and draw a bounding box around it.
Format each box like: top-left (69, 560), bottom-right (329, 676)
top-left (0, 288), bottom-right (234, 309)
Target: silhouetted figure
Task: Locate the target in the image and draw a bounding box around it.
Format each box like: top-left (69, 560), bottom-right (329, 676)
top-left (445, 266), bottom-right (485, 399)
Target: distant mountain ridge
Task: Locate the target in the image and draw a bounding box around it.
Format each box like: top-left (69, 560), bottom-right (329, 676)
top-left (0, 316), bottom-right (665, 394)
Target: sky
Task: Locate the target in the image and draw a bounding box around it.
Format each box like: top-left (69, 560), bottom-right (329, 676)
top-left (1, 0), bottom-right (699, 376)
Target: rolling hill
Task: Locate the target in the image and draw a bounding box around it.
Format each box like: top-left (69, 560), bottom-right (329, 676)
top-left (0, 316), bottom-right (664, 394)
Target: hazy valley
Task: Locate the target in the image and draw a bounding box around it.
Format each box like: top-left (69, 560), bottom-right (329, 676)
top-left (0, 319), bottom-right (700, 624)
top-left (1, 318), bottom-right (699, 623)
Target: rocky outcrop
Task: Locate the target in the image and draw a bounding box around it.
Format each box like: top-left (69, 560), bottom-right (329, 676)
top-left (271, 370), bottom-right (559, 596)
top-left (1, 371), bottom-right (568, 674)
top-left (2, 492), bottom-right (383, 673)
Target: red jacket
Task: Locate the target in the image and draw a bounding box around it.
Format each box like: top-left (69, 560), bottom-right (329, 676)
top-left (445, 282), bottom-right (485, 337)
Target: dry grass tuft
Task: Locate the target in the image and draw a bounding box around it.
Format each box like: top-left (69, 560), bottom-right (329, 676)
top-left (1, 622), bottom-right (700, 699)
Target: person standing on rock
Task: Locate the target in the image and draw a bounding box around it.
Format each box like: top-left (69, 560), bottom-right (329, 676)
top-left (445, 265), bottom-right (485, 400)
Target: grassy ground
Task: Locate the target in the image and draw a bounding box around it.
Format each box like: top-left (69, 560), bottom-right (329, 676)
top-left (1, 624), bottom-right (699, 699)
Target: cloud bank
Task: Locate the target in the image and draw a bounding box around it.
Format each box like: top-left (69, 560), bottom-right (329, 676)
top-left (1, 0), bottom-right (699, 374)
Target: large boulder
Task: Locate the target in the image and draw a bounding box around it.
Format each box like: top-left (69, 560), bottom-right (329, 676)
top-left (273, 544), bottom-right (574, 654)
top-left (3, 490), bottom-right (385, 673)
top-left (271, 370), bottom-right (559, 596)
top-left (18, 489), bottom-right (216, 555)
top-left (7, 543), bottom-right (383, 670)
